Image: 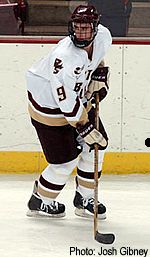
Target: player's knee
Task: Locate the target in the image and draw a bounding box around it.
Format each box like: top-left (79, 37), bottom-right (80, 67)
top-left (78, 146), bottom-right (105, 172)
top-left (53, 157), bottom-right (78, 176)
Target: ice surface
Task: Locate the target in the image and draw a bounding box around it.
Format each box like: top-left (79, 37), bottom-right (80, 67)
top-left (0, 174), bottom-right (150, 257)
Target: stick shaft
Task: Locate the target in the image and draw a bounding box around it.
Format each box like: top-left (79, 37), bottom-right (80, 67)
top-left (94, 92), bottom-right (100, 238)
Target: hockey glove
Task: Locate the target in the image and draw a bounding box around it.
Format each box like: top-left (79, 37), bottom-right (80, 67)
top-left (77, 122), bottom-right (108, 150)
top-left (86, 67), bottom-right (110, 101)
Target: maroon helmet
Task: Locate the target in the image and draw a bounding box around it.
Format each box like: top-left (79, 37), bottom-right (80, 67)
top-left (68, 5), bottom-right (99, 48)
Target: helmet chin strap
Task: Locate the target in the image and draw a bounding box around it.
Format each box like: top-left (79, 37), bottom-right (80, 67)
top-left (72, 36), bottom-right (94, 48)
top-left (70, 29), bottom-right (97, 48)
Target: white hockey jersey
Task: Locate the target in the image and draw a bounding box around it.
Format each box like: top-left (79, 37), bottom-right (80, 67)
top-left (26, 24), bottom-right (112, 127)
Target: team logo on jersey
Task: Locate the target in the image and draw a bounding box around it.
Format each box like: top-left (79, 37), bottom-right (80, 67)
top-left (53, 58), bottom-right (63, 74)
top-left (74, 65), bottom-right (84, 75)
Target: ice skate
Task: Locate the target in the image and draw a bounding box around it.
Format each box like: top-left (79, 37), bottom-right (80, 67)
top-left (27, 181), bottom-right (65, 218)
top-left (73, 191), bottom-right (106, 220)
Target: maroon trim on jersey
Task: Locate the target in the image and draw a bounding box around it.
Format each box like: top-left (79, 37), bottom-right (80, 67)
top-left (63, 97), bottom-right (80, 117)
top-left (77, 168), bottom-right (101, 180)
top-left (28, 91), bottom-right (62, 115)
top-left (39, 175), bottom-right (65, 191)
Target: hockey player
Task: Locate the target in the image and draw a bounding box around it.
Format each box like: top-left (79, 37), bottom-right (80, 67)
top-left (26, 5), bottom-right (112, 219)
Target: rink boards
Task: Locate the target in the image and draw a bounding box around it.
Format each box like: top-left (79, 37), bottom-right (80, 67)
top-left (0, 37), bottom-right (150, 174)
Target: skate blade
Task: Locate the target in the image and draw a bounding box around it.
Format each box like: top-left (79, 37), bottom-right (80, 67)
top-left (26, 210), bottom-right (66, 218)
top-left (75, 208), bottom-right (106, 220)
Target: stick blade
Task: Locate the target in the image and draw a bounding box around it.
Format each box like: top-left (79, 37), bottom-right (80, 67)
top-left (95, 231), bottom-right (115, 244)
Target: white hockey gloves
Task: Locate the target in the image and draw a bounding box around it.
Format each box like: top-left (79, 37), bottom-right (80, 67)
top-left (86, 67), bottom-right (110, 101)
top-left (77, 122), bottom-right (108, 150)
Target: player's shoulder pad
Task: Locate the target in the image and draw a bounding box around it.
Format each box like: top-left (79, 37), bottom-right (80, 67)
top-left (52, 37), bottom-right (86, 77)
top-left (97, 24), bottom-right (112, 42)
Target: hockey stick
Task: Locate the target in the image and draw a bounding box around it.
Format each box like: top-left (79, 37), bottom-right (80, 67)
top-left (94, 92), bottom-right (115, 244)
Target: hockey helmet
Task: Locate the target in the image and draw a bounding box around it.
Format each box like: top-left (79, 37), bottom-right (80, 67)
top-left (68, 5), bottom-right (99, 48)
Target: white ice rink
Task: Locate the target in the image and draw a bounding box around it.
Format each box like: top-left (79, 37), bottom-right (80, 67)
top-left (0, 174), bottom-right (150, 257)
